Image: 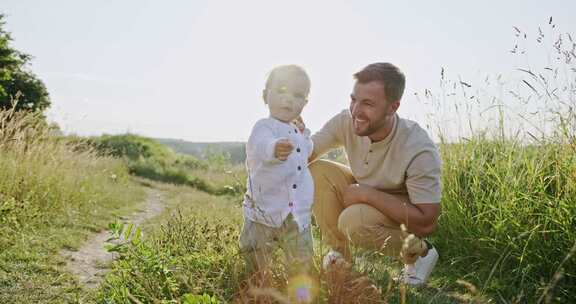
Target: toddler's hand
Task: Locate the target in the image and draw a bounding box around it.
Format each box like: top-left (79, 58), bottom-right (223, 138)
top-left (274, 138), bottom-right (293, 161)
top-left (293, 116), bottom-right (306, 133)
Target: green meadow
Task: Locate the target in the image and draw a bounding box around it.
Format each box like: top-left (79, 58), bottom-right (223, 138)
top-left (0, 14), bottom-right (574, 304)
top-left (1, 104), bottom-right (574, 303)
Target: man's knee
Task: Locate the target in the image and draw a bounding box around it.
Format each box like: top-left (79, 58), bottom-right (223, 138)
top-left (309, 159), bottom-right (337, 179)
top-left (309, 159), bottom-right (354, 188)
top-left (336, 204), bottom-right (402, 249)
top-left (337, 204), bottom-right (373, 242)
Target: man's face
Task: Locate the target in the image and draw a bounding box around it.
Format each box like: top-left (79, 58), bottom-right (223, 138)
top-left (264, 72), bottom-right (310, 122)
top-left (349, 81), bottom-right (396, 137)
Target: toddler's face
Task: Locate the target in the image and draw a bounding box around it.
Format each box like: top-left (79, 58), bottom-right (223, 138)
top-left (265, 72), bottom-right (309, 122)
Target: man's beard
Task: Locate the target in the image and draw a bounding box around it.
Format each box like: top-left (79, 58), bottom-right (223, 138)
top-left (353, 115), bottom-right (388, 137)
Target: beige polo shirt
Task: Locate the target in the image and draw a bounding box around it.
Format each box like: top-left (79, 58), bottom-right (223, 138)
top-left (311, 109), bottom-right (442, 204)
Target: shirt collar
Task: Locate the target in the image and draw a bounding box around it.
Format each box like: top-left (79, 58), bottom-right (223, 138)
top-left (364, 114), bottom-right (399, 147)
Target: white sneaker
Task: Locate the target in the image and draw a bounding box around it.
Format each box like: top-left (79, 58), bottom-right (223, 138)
top-left (401, 244), bottom-right (439, 286)
top-left (322, 249), bottom-right (345, 270)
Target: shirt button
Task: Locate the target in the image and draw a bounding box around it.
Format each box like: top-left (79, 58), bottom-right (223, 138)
top-left (297, 166), bottom-right (301, 170)
top-left (288, 202), bottom-right (293, 207)
top-left (369, 150), bottom-right (373, 153)
top-left (292, 184), bottom-right (297, 189)
top-left (296, 148), bottom-right (301, 153)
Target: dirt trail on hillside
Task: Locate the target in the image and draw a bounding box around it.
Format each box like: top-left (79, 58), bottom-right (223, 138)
top-left (61, 188), bottom-right (164, 289)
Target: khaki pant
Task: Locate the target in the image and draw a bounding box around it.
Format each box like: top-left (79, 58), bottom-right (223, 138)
top-left (239, 214), bottom-right (314, 274)
top-left (310, 159), bottom-right (425, 264)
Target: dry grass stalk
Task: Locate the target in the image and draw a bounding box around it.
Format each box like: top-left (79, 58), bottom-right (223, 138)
top-left (324, 261), bottom-right (384, 304)
top-left (234, 269), bottom-right (285, 304)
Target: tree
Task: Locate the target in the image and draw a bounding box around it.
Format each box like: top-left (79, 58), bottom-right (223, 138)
top-left (0, 14), bottom-right (50, 112)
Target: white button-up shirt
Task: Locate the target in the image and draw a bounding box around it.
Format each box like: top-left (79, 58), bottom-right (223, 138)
top-left (243, 117), bottom-right (314, 231)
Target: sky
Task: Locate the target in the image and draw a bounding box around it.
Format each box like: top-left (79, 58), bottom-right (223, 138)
top-left (2, 0), bottom-right (576, 142)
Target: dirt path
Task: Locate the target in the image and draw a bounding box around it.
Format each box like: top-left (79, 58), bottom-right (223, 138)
top-left (61, 188), bottom-right (165, 289)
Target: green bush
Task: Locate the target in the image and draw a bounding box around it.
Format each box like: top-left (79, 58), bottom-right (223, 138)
top-left (86, 134), bottom-right (246, 196)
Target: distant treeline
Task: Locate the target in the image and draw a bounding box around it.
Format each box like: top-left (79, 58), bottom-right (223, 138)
top-left (155, 138), bottom-right (348, 164)
top-left (79, 134), bottom-right (243, 196)
top-left (155, 139), bottom-right (246, 164)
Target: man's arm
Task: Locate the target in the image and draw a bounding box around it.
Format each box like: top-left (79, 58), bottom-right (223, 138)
top-left (343, 150), bottom-right (442, 237)
top-left (343, 185), bottom-right (440, 236)
top-left (308, 110), bottom-right (346, 162)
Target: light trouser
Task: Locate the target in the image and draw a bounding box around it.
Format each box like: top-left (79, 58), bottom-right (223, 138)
top-left (239, 214), bottom-right (314, 275)
top-left (310, 159), bottom-right (426, 265)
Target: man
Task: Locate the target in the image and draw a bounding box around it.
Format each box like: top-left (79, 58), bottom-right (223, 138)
top-left (310, 62), bottom-right (442, 286)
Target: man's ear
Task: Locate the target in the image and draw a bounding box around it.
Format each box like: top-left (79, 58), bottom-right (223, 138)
top-left (262, 89), bottom-right (268, 104)
top-left (388, 100), bottom-right (400, 114)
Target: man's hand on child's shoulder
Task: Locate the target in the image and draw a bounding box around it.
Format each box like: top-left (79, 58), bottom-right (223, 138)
top-left (275, 138), bottom-right (294, 161)
top-left (293, 116), bottom-right (306, 133)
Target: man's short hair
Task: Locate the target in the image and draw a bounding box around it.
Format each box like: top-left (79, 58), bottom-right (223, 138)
top-left (353, 62), bottom-right (405, 102)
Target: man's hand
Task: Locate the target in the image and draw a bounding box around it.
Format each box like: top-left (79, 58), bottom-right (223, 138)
top-left (400, 224), bottom-right (428, 264)
top-left (274, 138), bottom-right (294, 161)
top-left (293, 116), bottom-right (306, 133)
top-left (343, 183), bottom-right (375, 207)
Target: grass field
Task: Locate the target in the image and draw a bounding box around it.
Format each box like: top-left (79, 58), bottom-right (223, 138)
top-left (1, 24), bottom-right (575, 302)
top-left (0, 109), bottom-right (145, 303)
top-left (91, 139), bottom-right (575, 303)
top-left (1, 105), bottom-right (575, 303)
